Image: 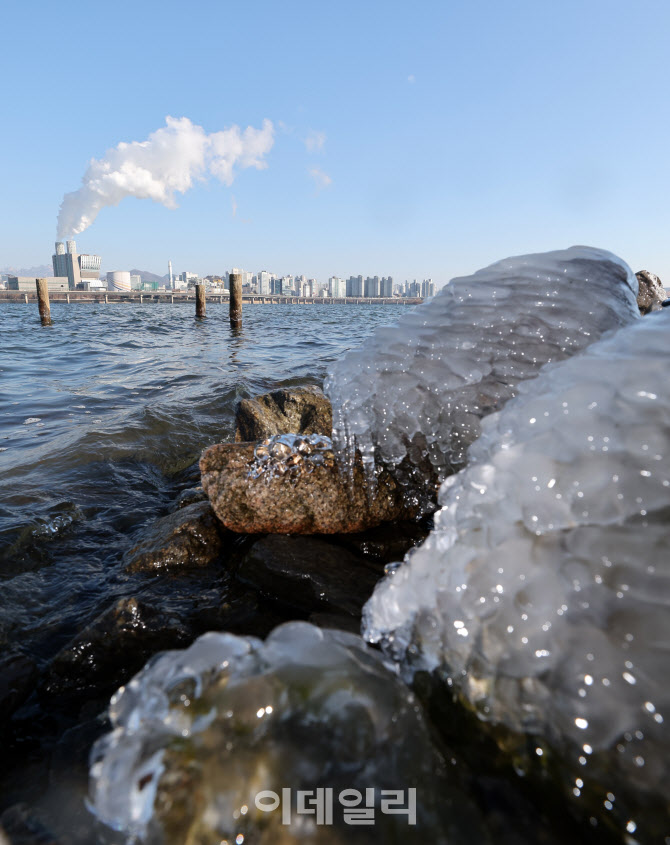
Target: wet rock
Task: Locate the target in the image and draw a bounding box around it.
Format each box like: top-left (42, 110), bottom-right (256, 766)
top-left (336, 520), bottom-right (429, 564)
top-left (201, 442), bottom-right (416, 534)
top-left (238, 535), bottom-right (380, 616)
top-left (234, 385), bottom-right (332, 441)
top-left (0, 648), bottom-right (37, 724)
top-left (308, 612), bottom-right (362, 634)
top-left (635, 269), bottom-right (666, 314)
top-left (42, 597), bottom-right (190, 703)
top-left (124, 501), bottom-right (226, 574)
top-left (175, 484), bottom-right (206, 509)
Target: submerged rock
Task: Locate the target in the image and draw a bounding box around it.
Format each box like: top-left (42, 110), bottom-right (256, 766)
top-left (238, 535), bottom-right (380, 616)
top-left (325, 247), bottom-right (640, 501)
top-left (363, 312), bottom-right (670, 841)
top-left (0, 647), bottom-right (37, 725)
top-left (0, 804), bottom-right (60, 845)
top-left (635, 269), bottom-right (665, 314)
top-left (89, 622), bottom-right (488, 844)
top-left (200, 440), bottom-right (416, 534)
top-left (235, 385), bottom-right (332, 442)
top-left (124, 501), bottom-right (226, 574)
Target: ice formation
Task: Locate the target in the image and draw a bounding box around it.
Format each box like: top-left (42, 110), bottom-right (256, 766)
top-left (248, 433), bottom-right (335, 481)
top-left (89, 622), bottom-right (485, 844)
top-left (325, 247), bottom-right (639, 492)
top-left (363, 312), bottom-right (670, 839)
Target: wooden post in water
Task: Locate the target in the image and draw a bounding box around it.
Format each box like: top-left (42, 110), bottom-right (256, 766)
top-left (24, 293), bottom-right (29, 304)
top-left (195, 283), bottom-right (206, 318)
top-left (36, 278), bottom-right (52, 325)
top-left (229, 272), bottom-right (242, 327)
top-left (104, 293), bottom-right (109, 304)
top-left (66, 293), bottom-right (70, 304)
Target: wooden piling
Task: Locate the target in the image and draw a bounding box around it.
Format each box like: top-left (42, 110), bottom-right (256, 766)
top-left (66, 293), bottom-right (70, 304)
top-left (24, 293), bottom-right (29, 304)
top-left (195, 284), bottom-right (206, 318)
top-left (36, 278), bottom-right (52, 325)
top-left (229, 273), bottom-right (242, 327)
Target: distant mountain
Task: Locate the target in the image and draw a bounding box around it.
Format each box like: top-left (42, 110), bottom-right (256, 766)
top-left (1, 264), bottom-right (52, 277)
top-left (130, 269), bottom-right (170, 284)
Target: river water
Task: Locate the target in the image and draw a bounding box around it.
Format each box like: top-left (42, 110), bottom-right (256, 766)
top-left (0, 302), bottom-right (407, 666)
top-left (0, 301), bottom-right (611, 845)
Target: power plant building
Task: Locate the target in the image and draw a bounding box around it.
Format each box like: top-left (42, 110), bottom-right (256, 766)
top-left (52, 240), bottom-right (101, 289)
top-left (107, 271), bottom-right (132, 291)
top-left (7, 276), bottom-right (69, 292)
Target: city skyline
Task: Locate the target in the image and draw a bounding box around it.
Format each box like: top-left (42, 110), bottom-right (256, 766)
top-left (2, 2), bottom-right (670, 283)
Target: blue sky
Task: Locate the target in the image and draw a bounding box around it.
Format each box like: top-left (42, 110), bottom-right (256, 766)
top-left (2, 0), bottom-right (670, 285)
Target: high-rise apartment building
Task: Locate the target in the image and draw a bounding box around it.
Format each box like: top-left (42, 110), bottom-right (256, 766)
top-left (364, 276), bottom-right (380, 297)
top-left (52, 240), bottom-right (101, 290)
top-left (380, 276), bottom-right (393, 297)
top-left (347, 275), bottom-right (364, 297)
top-left (421, 279), bottom-right (435, 297)
top-left (329, 276), bottom-right (346, 297)
top-left (257, 270), bottom-right (273, 295)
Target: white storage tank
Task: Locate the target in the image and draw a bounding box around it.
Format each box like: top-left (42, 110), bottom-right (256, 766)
top-left (106, 271), bottom-right (131, 292)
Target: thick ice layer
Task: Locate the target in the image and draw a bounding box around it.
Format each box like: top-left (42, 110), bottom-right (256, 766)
top-left (89, 622), bottom-right (485, 844)
top-left (325, 247), bottom-right (639, 490)
top-left (363, 312), bottom-right (670, 838)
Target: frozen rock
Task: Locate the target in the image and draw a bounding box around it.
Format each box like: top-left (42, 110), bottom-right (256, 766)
top-left (363, 312), bottom-right (670, 840)
top-left (635, 269), bottom-right (665, 314)
top-left (89, 622), bottom-right (487, 844)
top-left (325, 247), bottom-right (640, 499)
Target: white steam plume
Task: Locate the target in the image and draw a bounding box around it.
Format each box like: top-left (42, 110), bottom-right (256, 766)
top-left (57, 116), bottom-right (274, 237)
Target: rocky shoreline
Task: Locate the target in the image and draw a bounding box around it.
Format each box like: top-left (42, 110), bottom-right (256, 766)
top-left (0, 385), bottom-right (435, 845)
top-left (1, 253), bottom-right (667, 844)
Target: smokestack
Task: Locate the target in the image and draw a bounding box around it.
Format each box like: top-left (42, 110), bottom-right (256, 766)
top-left (169, 260), bottom-right (173, 289)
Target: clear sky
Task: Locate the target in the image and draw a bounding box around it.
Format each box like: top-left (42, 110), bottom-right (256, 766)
top-left (2, 0), bottom-right (670, 285)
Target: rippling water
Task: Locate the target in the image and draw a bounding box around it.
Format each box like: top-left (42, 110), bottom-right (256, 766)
top-left (0, 302), bottom-right (406, 664)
